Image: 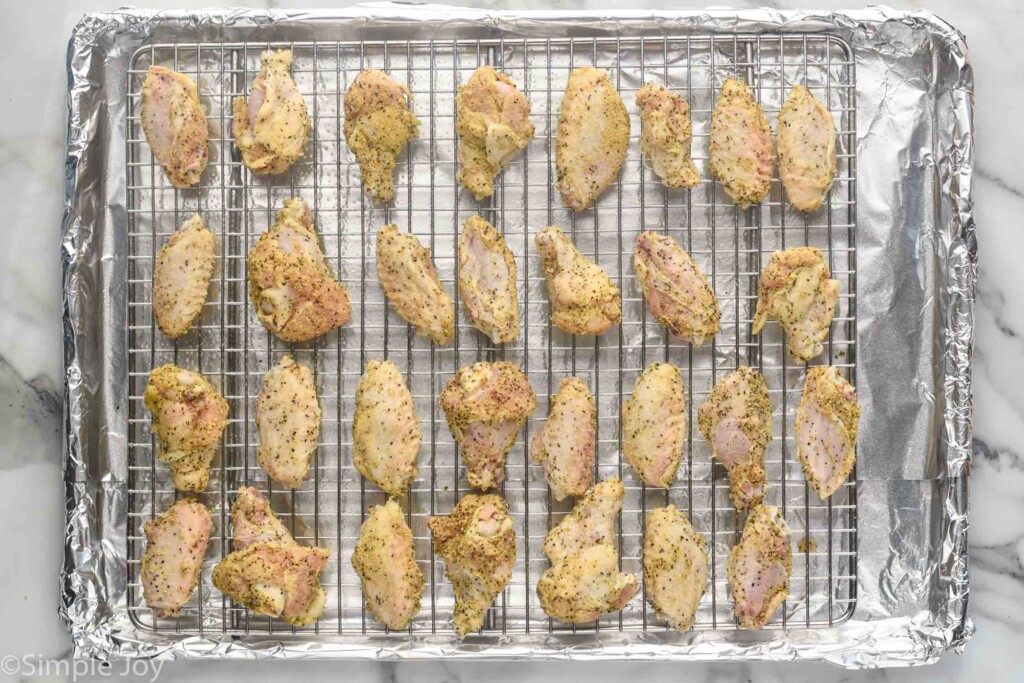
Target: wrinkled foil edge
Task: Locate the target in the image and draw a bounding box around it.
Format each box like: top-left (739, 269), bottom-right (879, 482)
top-left (59, 3), bottom-right (975, 667)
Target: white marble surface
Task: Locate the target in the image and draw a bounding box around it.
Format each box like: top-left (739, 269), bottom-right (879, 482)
top-left (0, 0), bottom-right (1017, 680)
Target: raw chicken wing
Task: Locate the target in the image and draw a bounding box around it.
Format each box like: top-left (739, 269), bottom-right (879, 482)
top-left (352, 499), bottom-right (425, 630)
top-left (231, 486), bottom-right (293, 551)
top-left (429, 494), bottom-right (516, 637)
top-left (728, 504), bottom-right (792, 629)
top-left (353, 360), bottom-right (421, 496)
top-left (141, 66), bottom-right (208, 188)
top-left (376, 225), bottom-right (454, 344)
top-left (456, 66), bottom-right (535, 200)
top-left (643, 505), bottom-right (708, 632)
top-left (153, 214), bottom-right (215, 339)
top-left (141, 499), bottom-right (212, 617)
top-left (542, 478), bottom-right (624, 563)
top-left (709, 78), bottom-right (773, 208)
top-left (622, 363), bottom-right (686, 488)
top-left (796, 366), bottom-right (860, 499)
top-left (256, 355), bottom-right (321, 489)
top-left (752, 246), bottom-right (840, 362)
top-left (458, 215), bottom-right (519, 344)
top-left (247, 198), bottom-right (352, 342)
top-left (531, 377), bottom-right (596, 501)
top-left (778, 85), bottom-right (836, 212)
top-left (233, 50), bottom-right (309, 175)
top-left (536, 225), bottom-right (621, 336)
top-left (635, 83), bottom-right (700, 189)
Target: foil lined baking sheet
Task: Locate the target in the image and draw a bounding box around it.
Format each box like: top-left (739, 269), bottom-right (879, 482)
top-left (61, 3), bottom-right (975, 667)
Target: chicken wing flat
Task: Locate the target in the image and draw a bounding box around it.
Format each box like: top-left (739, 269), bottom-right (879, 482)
top-left (635, 82), bottom-right (700, 189)
top-left (256, 355), bottom-right (322, 489)
top-left (429, 494), bottom-right (516, 637)
top-left (643, 505), bottom-right (708, 632)
top-left (633, 230), bottom-right (720, 345)
top-left (709, 78), bottom-right (773, 208)
top-left (796, 366), bottom-right (860, 499)
top-left (542, 478), bottom-right (624, 564)
top-left (536, 225), bottom-right (621, 336)
top-left (778, 85), bottom-right (836, 212)
top-left (353, 360), bottom-right (421, 496)
top-left (698, 367), bottom-right (771, 510)
top-left (458, 215), bottom-right (519, 345)
top-left (622, 363), bottom-right (686, 488)
top-left (727, 504), bottom-right (792, 629)
top-left (440, 362), bottom-right (536, 490)
top-left (531, 377), bottom-right (596, 501)
top-left (376, 225), bottom-right (454, 345)
top-left (752, 246), bottom-right (840, 362)
top-left (344, 69), bottom-right (421, 204)
top-left (556, 67), bottom-right (630, 210)
top-left (231, 486), bottom-right (294, 551)
top-left (141, 66), bottom-right (208, 188)
top-left (144, 364), bottom-right (229, 492)
top-left (153, 214), bottom-right (215, 339)
top-left (352, 499), bottom-right (425, 630)
top-left (141, 499), bottom-right (212, 617)
top-left (233, 49), bottom-right (309, 175)
top-left (248, 198), bottom-right (352, 342)
top-left (456, 66), bottom-right (535, 200)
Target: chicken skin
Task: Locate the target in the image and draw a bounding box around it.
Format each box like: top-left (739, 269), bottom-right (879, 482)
top-left (643, 505), bottom-right (708, 632)
top-left (635, 83), bottom-right (700, 189)
top-left (231, 486), bottom-right (293, 551)
top-left (256, 355), bottom-right (321, 489)
top-left (152, 214), bottom-right (215, 339)
top-left (429, 494), bottom-right (516, 637)
top-left (698, 367), bottom-right (771, 511)
top-left (556, 67), bottom-right (630, 210)
top-left (728, 505), bottom-right (792, 629)
top-left (709, 78), bottom-right (773, 208)
top-left (376, 225), bottom-right (454, 345)
top-left (531, 377), bottom-right (596, 501)
top-left (778, 86), bottom-right (836, 212)
top-left (141, 66), bottom-right (208, 188)
top-left (353, 360), bottom-right (421, 496)
top-left (796, 366), bottom-right (860, 499)
top-left (542, 479), bottom-right (624, 563)
top-left (247, 198), bottom-right (352, 342)
top-left (622, 363), bottom-right (686, 488)
top-left (456, 66), bottom-right (535, 200)
top-left (633, 231), bottom-right (720, 345)
top-left (536, 225), bottom-right (621, 336)
top-left (458, 216), bottom-right (519, 345)
top-left (144, 364), bottom-right (229, 492)
top-left (344, 69), bottom-right (421, 204)
top-left (752, 246), bottom-right (840, 362)
top-left (233, 50), bottom-right (309, 175)
top-left (440, 362), bottom-right (536, 490)
top-left (141, 499), bottom-right (212, 617)
top-left (352, 499), bottom-right (425, 630)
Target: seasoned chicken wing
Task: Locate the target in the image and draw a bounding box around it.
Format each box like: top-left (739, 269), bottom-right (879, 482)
top-left (458, 216), bottom-right (519, 344)
top-left (635, 82), bottom-right (700, 189)
top-left (376, 225), bottom-right (454, 344)
top-left (796, 366), bottom-right (860, 499)
top-left (698, 367), bottom-right (771, 510)
top-left (144, 364), bottom-right (229, 492)
top-left (256, 355), bottom-right (321, 489)
top-left (141, 499), bottom-right (212, 617)
top-left (233, 49), bottom-right (309, 175)
top-left (429, 494), bottom-right (516, 637)
top-left (622, 363), bottom-right (686, 488)
top-left (440, 362), bottom-right (536, 490)
top-left (353, 360), bottom-right (421, 496)
top-left (643, 505), bottom-right (708, 632)
top-left (709, 78), bottom-right (773, 208)
top-left (141, 66), bottom-right (208, 188)
top-left (542, 479), bottom-right (624, 563)
top-left (352, 499), bottom-right (425, 630)
top-left (248, 198), bottom-right (352, 342)
top-left (344, 69), bottom-right (420, 204)
top-left (556, 67), bottom-right (630, 210)
top-left (728, 505), bottom-right (792, 629)
top-left (634, 231), bottom-right (720, 345)
top-left (536, 225), bottom-right (621, 336)
top-left (456, 66), bottom-right (535, 200)
top-left (531, 377), bottom-right (596, 501)
top-left (778, 85), bottom-right (836, 212)
top-left (752, 246), bottom-right (840, 362)
top-left (153, 214), bottom-right (215, 339)
top-left (231, 486), bottom-right (293, 551)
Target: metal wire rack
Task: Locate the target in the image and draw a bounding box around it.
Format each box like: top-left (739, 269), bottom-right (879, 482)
top-left (125, 33), bottom-right (857, 640)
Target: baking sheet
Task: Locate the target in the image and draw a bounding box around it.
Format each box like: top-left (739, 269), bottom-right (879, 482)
top-left (60, 3), bottom-right (975, 667)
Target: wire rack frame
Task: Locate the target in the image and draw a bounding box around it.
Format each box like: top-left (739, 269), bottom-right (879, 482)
top-left (124, 33), bottom-right (857, 640)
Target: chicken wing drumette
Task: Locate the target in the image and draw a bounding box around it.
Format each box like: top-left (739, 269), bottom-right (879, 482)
top-left (728, 504), bottom-right (792, 629)
top-left (141, 499), bottom-right (212, 617)
top-left (141, 66), bottom-right (209, 188)
top-left (256, 355), bottom-right (321, 489)
top-left (352, 499), bottom-right (425, 630)
top-left (376, 225), bottom-right (454, 345)
top-left (231, 486), bottom-right (293, 550)
top-left (531, 377), bottom-right (596, 502)
top-left (536, 225), bottom-right (621, 336)
top-left (458, 215), bottom-right (519, 345)
top-left (353, 360), bottom-right (421, 496)
top-left (622, 363), bottom-right (687, 488)
top-left (709, 78), bottom-right (773, 208)
top-left (152, 214), bottom-right (215, 339)
top-left (635, 82), bottom-right (700, 189)
top-left (796, 366), bottom-right (860, 499)
top-left (542, 478), bottom-right (624, 563)
top-left (233, 49), bottom-right (309, 175)
top-left (778, 85), bottom-right (836, 212)
top-left (643, 505), bottom-right (708, 632)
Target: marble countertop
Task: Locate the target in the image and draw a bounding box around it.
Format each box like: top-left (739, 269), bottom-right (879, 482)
top-left (2, 0), bottom-right (1016, 681)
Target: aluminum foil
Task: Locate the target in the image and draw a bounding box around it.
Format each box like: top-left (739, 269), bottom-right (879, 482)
top-left (60, 3), bottom-right (975, 667)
